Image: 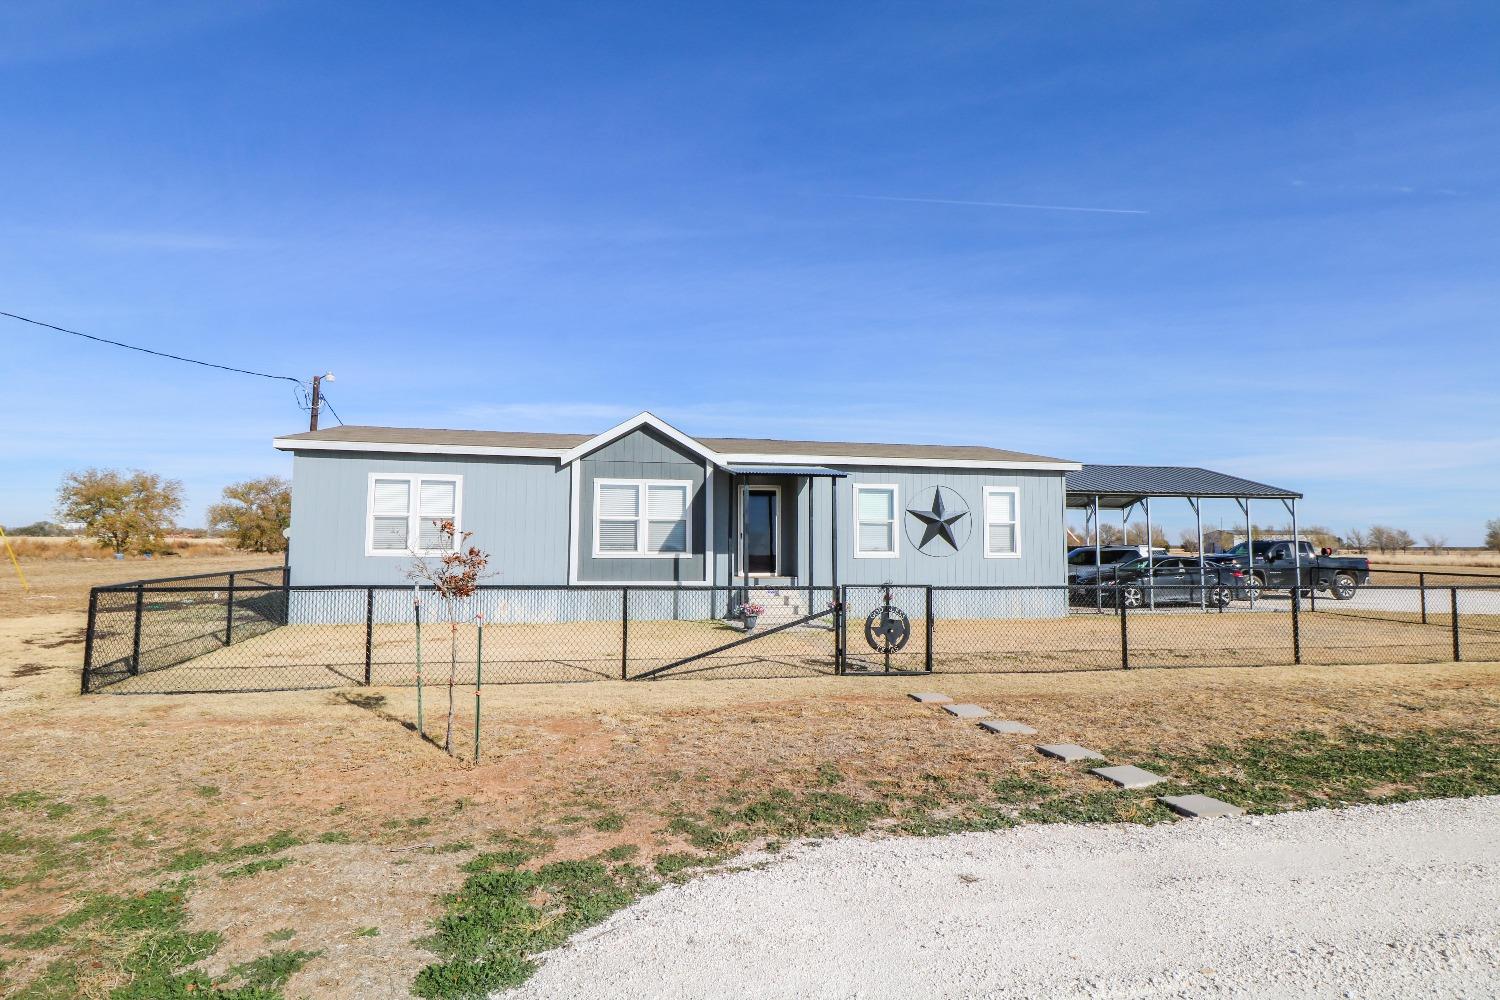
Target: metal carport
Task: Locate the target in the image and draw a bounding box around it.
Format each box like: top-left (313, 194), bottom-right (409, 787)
top-left (1064, 465), bottom-right (1304, 609)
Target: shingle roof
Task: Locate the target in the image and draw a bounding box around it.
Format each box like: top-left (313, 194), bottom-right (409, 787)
top-left (275, 424), bottom-right (1077, 467)
top-left (1065, 465), bottom-right (1301, 505)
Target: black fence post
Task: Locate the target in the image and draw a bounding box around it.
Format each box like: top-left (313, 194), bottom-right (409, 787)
top-left (364, 587), bottom-right (375, 685)
top-left (1451, 588), bottom-right (1461, 662)
top-left (129, 583), bottom-right (144, 676)
top-left (924, 585), bottom-right (934, 673)
top-left (1419, 573), bottom-right (1427, 625)
top-left (81, 588), bottom-right (99, 694)
top-left (620, 587), bottom-right (630, 680)
top-left (1291, 582), bottom-right (1302, 665)
top-left (1119, 598), bottom-right (1129, 670)
top-left (225, 572), bottom-right (236, 647)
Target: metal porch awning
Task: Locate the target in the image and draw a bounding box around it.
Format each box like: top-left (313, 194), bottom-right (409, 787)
top-left (725, 464), bottom-right (847, 478)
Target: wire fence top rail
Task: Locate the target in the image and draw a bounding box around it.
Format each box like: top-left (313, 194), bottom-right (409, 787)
top-left (95, 565), bottom-right (286, 591)
top-left (81, 573), bottom-right (1500, 695)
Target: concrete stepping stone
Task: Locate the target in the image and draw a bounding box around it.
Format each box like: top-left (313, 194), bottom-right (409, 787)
top-left (1035, 743), bottom-right (1105, 763)
top-left (1090, 764), bottom-right (1166, 789)
top-left (908, 692), bottom-right (953, 704)
top-left (978, 720), bottom-right (1037, 735)
top-left (941, 703), bottom-right (990, 720)
top-left (1159, 794), bottom-right (1245, 819)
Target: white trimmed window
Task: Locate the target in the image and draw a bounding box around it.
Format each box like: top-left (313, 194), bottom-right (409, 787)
top-left (853, 483), bottom-right (899, 558)
top-left (594, 479), bottom-right (691, 557)
top-left (366, 474), bottom-right (462, 556)
top-left (983, 486), bottom-right (1020, 558)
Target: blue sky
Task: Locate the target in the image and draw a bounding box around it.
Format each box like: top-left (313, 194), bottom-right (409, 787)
top-left (2, 1), bottom-right (1497, 543)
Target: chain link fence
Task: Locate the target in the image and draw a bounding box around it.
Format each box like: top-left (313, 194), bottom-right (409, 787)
top-left (82, 572), bottom-right (1500, 694)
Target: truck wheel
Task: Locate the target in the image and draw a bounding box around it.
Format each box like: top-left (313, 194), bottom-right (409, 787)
top-left (1332, 573), bottom-right (1357, 600)
top-left (1244, 573), bottom-right (1265, 602)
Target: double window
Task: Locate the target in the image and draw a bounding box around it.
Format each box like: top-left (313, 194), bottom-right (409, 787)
top-left (594, 479), bottom-right (691, 557)
top-left (853, 484), bottom-right (900, 558)
top-left (366, 474), bottom-right (462, 555)
top-left (983, 487), bottom-right (1020, 558)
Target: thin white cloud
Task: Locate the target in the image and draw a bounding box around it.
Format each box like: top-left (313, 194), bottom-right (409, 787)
top-left (849, 194), bottom-right (1149, 216)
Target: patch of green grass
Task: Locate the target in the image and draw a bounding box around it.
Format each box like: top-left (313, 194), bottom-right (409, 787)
top-left (67, 826), bottom-right (115, 844)
top-left (166, 831), bottom-right (302, 873)
top-left (264, 928), bottom-right (296, 943)
top-left (599, 843), bottom-right (639, 862)
top-left (591, 812), bottom-right (624, 833)
top-left (43, 802), bottom-right (74, 820)
top-left (221, 857), bottom-right (295, 880)
top-left (652, 851), bottom-right (714, 877)
top-left (3, 791), bottom-right (46, 811)
top-left (222, 948), bottom-right (322, 991)
top-left (354, 926), bottom-right (380, 938)
top-left (413, 856), bottom-right (654, 999)
top-left (316, 831), bottom-right (352, 844)
top-left (1140, 727), bottom-right (1500, 814)
top-left (815, 762), bottom-right (844, 787)
top-left (195, 785), bottom-right (221, 799)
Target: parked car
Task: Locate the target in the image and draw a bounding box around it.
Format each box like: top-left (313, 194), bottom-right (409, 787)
top-left (1076, 556), bottom-right (1241, 609)
top-left (1207, 539), bottom-right (1371, 600)
top-left (1066, 545), bottom-right (1169, 584)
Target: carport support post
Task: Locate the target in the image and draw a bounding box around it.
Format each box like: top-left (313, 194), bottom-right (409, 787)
top-left (1144, 497), bottom-right (1154, 610)
top-left (1093, 495), bottom-right (1103, 612)
top-left (225, 572), bottom-right (235, 647)
top-left (1189, 498), bottom-right (1205, 610)
top-left (1288, 498), bottom-right (1301, 610)
top-left (363, 587), bottom-right (374, 686)
top-left (1451, 588), bottom-right (1461, 661)
top-left (130, 583), bottom-right (143, 676)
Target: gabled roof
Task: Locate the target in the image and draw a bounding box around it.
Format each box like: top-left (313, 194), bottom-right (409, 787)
top-left (1065, 465), bottom-right (1301, 508)
top-left (272, 411), bottom-right (1079, 470)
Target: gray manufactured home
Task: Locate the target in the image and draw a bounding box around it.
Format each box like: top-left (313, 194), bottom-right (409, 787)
top-left (275, 412), bottom-right (1079, 594)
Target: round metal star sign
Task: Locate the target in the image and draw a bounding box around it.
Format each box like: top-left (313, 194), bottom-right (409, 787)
top-left (905, 486), bottom-right (972, 556)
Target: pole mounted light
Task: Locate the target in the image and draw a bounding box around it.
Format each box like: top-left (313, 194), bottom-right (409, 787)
top-left (309, 371), bottom-right (335, 431)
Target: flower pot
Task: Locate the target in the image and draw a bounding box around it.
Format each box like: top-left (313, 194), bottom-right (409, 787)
top-left (742, 615), bottom-right (759, 631)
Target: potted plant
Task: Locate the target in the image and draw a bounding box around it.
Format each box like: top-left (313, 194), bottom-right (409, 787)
top-left (734, 601), bottom-right (765, 631)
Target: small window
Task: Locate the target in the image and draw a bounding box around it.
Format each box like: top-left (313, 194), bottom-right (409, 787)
top-left (367, 474), bottom-right (462, 556)
top-left (594, 479), bottom-right (691, 557)
top-left (983, 487), bottom-right (1020, 558)
top-left (853, 484), bottom-right (899, 558)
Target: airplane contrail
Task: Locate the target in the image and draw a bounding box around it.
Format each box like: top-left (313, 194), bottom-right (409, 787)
top-left (850, 194), bottom-right (1149, 215)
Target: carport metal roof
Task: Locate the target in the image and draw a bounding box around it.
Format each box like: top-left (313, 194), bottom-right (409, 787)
top-left (1065, 465), bottom-right (1301, 509)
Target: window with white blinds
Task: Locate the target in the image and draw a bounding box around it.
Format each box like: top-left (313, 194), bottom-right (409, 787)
top-left (983, 486), bottom-right (1020, 558)
top-left (366, 474), bottom-right (462, 555)
top-left (594, 479), bottom-right (691, 557)
top-left (852, 484), bottom-right (899, 558)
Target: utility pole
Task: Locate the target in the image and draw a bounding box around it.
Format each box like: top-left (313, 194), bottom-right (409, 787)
top-left (308, 371), bottom-right (334, 431)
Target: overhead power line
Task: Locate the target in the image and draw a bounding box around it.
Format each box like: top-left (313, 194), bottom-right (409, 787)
top-left (1, 309), bottom-right (302, 383)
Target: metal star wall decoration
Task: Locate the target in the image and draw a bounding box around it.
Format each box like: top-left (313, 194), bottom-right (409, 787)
top-left (907, 490), bottom-right (969, 551)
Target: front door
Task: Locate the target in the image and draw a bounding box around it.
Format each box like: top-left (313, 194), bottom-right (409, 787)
top-left (744, 487), bottom-right (778, 576)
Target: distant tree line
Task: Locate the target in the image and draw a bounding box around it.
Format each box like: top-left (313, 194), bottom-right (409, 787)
top-left (38, 469), bottom-right (291, 555)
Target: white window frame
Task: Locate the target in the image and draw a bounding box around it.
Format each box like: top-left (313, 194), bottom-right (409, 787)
top-left (365, 473), bottom-right (464, 557)
top-left (592, 478), bottom-right (694, 559)
top-left (983, 486), bottom-right (1021, 559)
top-left (852, 483), bottom-right (900, 559)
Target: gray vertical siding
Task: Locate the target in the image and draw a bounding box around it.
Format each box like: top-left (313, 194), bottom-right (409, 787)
top-left (288, 451), bottom-right (570, 586)
top-left (574, 428), bottom-right (709, 583)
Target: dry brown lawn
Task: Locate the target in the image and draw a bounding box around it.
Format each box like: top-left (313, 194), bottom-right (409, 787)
top-left (3, 558), bottom-right (1499, 998)
top-left (0, 548), bottom-right (277, 618)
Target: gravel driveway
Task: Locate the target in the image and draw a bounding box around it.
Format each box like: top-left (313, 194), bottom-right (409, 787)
top-left (505, 797), bottom-right (1500, 999)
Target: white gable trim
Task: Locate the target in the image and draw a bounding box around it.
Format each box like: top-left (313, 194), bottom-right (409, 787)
top-left (557, 411), bottom-right (725, 468)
